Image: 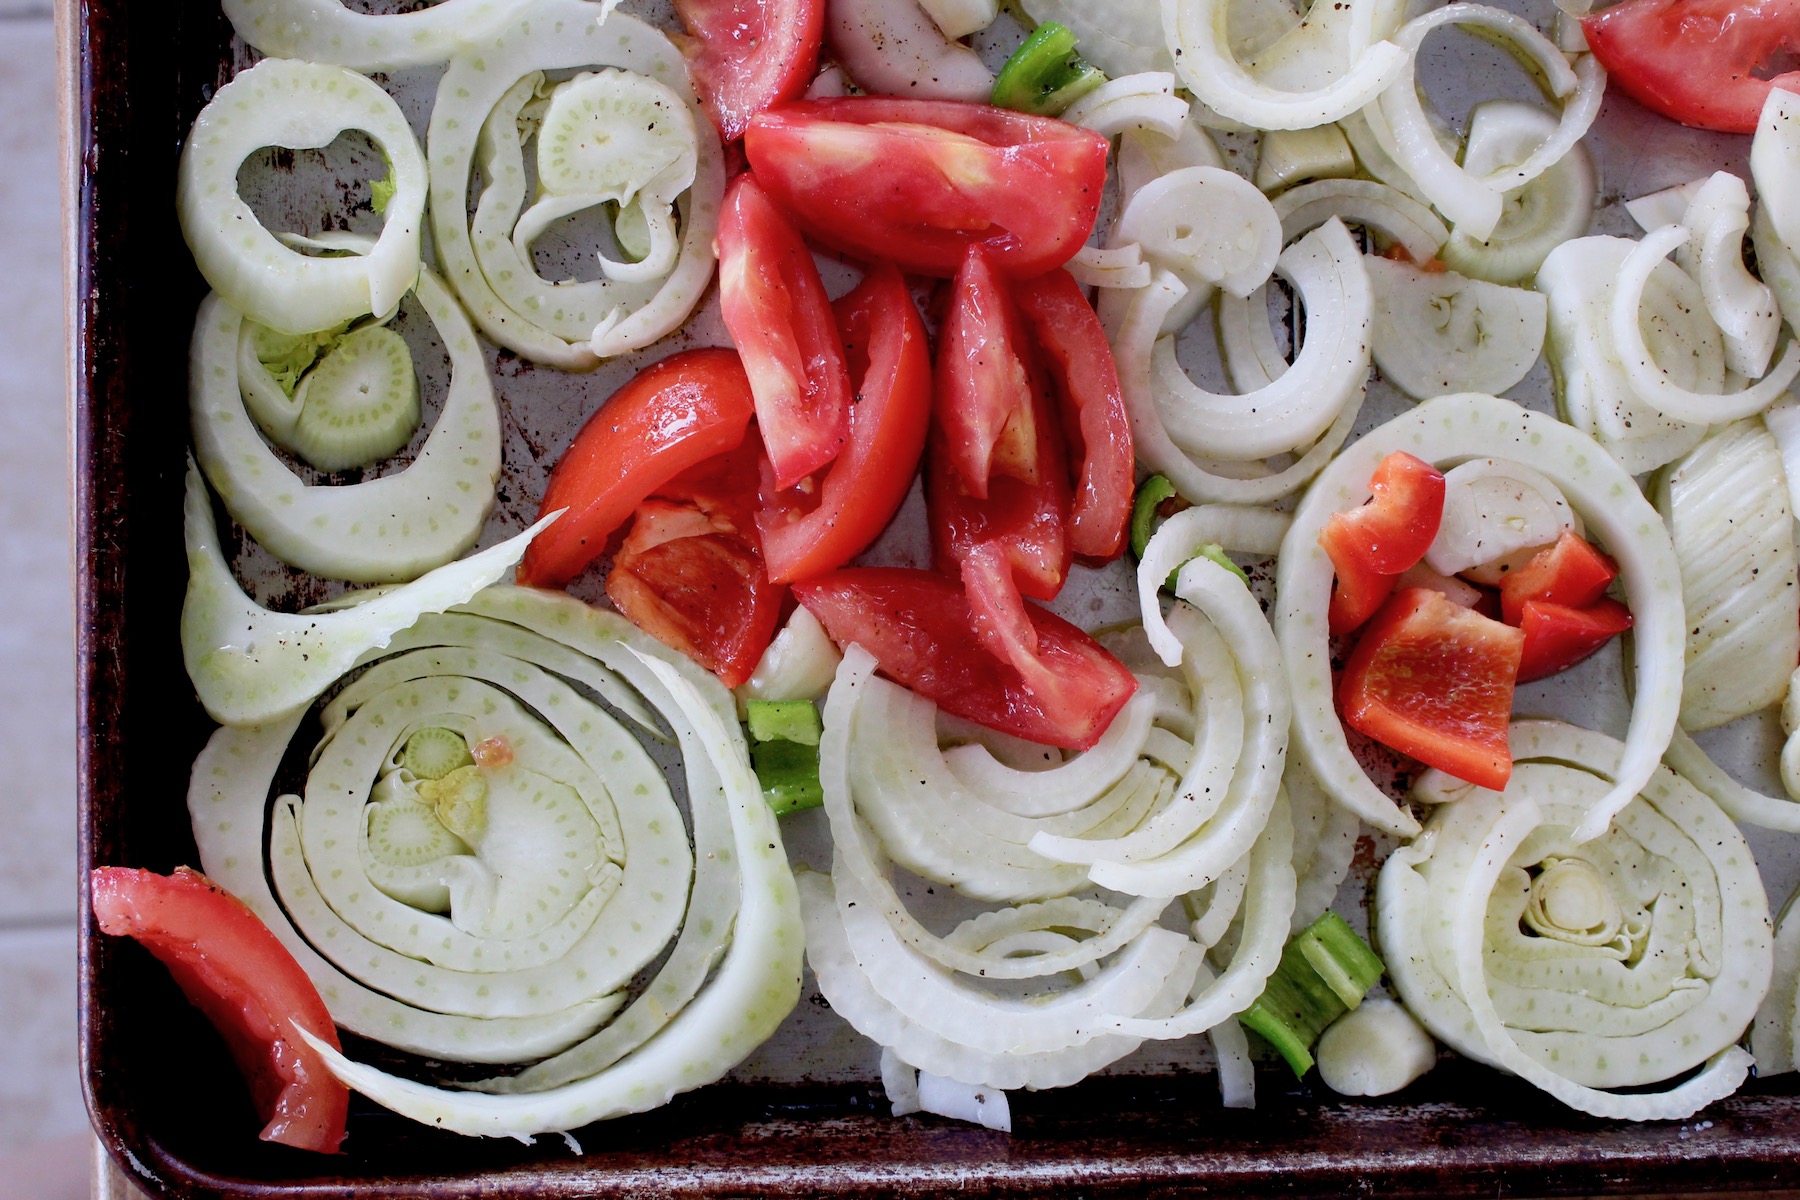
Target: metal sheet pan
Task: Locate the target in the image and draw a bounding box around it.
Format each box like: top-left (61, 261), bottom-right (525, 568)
top-left (71, 0), bottom-right (1800, 1193)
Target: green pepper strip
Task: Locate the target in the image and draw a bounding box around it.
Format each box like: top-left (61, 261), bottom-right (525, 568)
top-left (1238, 911), bottom-right (1385, 1077)
top-left (744, 699), bottom-right (824, 815)
top-left (991, 22), bottom-right (1107, 117)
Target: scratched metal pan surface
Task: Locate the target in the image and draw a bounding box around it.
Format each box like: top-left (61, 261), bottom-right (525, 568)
top-left (72, 0), bottom-right (1800, 1194)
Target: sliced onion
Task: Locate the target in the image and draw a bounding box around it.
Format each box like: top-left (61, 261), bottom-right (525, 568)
top-left (1065, 73), bottom-right (1190, 141)
top-left (1274, 392), bottom-right (1685, 842)
top-left (1611, 225), bottom-right (1800, 425)
top-left (1109, 267), bottom-right (1368, 505)
top-left (1423, 457), bottom-right (1578, 580)
top-left (1271, 177), bottom-right (1449, 264)
top-left (1152, 220), bottom-right (1372, 462)
top-left (1679, 172), bottom-right (1780, 380)
top-left (1162, 0), bottom-right (1410, 130)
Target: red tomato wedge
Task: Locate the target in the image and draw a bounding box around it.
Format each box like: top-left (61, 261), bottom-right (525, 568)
top-left (1320, 451), bottom-right (1447, 635)
top-left (1012, 267), bottom-right (1134, 563)
top-left (795, 567), bottom-right (1137, 750)
top-left (519, 349), bottom-right (756, 589)
top-left (743, 97), bottom-right (1111, 277)
top-left (1516, 598), bottom-right (1634, 683)
top-left (1582, 0), bottom-right (1800, 133)
top-left (1339, 587), bottom-right (1524, 790)
top-left (927, 378), bottom-right (1072, 601)
top-left (1498, 531), bottom-right (1620, 625)
top-left (717, 172), bottom-right (852, 490)
top-left (90, 866), bottom-right (348, 1154)
top-left (673, 0), bottom-right (825, 141)
top-left (607, 438), bottom-right (785, 688)
top-left (936, 245), bottom-right (1043, 499)
top-left (758, 263), bottom-right (932, 584)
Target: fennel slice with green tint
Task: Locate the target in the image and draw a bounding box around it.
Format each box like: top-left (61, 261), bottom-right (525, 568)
top-left (177, 58), bottom-right (424, 336)
top-left (1654, 418), bottom-right (1800, 731)
top-left (191, 264), bottom-right (502, 584)
top-left (298, 651), bottom-right (804, 1138)
top-left (222, 0), bottom-right (537, 72)
top-left (1378, 720), bottom-right (1769, 1111)
top-left (179, 460), bottom-right (559, 727)
top-left (427, 1), bottom-right (724, 369)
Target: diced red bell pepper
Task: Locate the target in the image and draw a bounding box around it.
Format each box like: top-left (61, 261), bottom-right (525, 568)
top-left (1339, 587), bottom-right (1524, 790)
top-left (1320, 452), bottom-right (1446, 635)
top-left (1499, 531), bottom-right (1620, 625)
top-left (1515, 598), bottom-right (1634, 683)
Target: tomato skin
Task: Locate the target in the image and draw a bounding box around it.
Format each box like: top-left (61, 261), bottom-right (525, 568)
top-left (1582, 0), bottom-right (1800, 133)
top-left (927, 403), bottom-right (1072, 602)
top-left (1498, 531), bottom-right (1620, 625)
top-left (1339, 587), bottom-right (1524, 790)
top-left (1320, 452), bottom-right (1446, 635)
top-left (743, 97), bottom-right (1111, 277)
top-left (717, 173), bottom-right (852, 490)
top-left (757, 263), bottom-right (932, 584)
top-left (90, 866), bottom-right (348, 1154)
top-left (794, 566), bottom-right (1137, 750)
top-left (519, 349), bottom-right (756, 589)
top-left (673, 0), bottom-right (825, 141)
top-left (607, 439), bottom-right (785, 689)
top-left (1012, 267), bottom-right (1134, 563)
top-left (935, 246), bottom-right (1041, 499)
top-left (1516, 598), bottom-right (1634, 683)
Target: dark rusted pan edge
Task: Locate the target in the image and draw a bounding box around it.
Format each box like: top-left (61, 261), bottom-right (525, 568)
top-left (69, 0), bottom-right (1800, 1197)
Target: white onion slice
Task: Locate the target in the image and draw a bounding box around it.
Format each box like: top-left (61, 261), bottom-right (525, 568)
top-left (1369, 6), bottom-right (1599, 242)
top-left (829, 0), bottom-right (994, 102)
top-left (1153, 220), bottom-right (1372, 462)
top-left (1116, 166), bottom-right (1284, 299)
top-left (1136, 503), bottom-right (1291, 667)
top-left (1162, 0), bottom-right (1410, 130)
top-left (1611, 225), bottom-right (1800, 425)
top-left (1272, 178), bottom-right (1449, 264)
top-left (1064, 73), bottom-right (1190, 141)
top-left (1679, 173), bottom-right (1779, 380)
top-left (1423, 457), bottom-right (1578, 580)
top-left (1109, 268), bottom-right (1370, 504)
